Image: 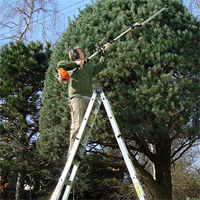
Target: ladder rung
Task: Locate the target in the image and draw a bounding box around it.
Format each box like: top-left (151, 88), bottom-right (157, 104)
top-left (73, 159), bottom-right (81, 166)
top-left (117, 134), bottom-right (122, 138)
top-left (65, 180), bottom-right (72, 186)
top-left (79, 142), bottom-right (85, 147)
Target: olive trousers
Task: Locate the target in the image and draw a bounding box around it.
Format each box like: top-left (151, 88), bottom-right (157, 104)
top-left (68, 97), bottom-right (90, 155)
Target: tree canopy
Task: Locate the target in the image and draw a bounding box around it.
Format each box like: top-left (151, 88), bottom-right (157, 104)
top-left (38, 0), bottom-right (199, 198)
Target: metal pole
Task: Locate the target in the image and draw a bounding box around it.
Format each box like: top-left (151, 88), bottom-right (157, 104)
top-left (141, 7), bottom-right (166, 26)
top-left (86, 6), bottom-right (166, 62)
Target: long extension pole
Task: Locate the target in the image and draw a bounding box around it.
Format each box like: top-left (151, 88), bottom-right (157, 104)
top-left (86, 6), bottom-right (166, 61)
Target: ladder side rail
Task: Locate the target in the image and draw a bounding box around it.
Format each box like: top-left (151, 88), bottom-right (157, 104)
top-left (100, 92), bottom-right (146, 200)
top-left (50, 92), bottom-right (97, 200)
top-left (62, 96), bottom-right (102, 200)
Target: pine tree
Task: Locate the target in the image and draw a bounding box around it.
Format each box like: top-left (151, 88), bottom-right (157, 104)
top-left (0, 41), bottom-right (52, 199)
top-left (38, 0), bottom-right (200, 198)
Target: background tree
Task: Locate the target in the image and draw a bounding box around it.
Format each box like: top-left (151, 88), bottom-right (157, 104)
top-left (0, 40), bottom-right (52, 199)
top-left (38, 0), bottom-right (199, 199)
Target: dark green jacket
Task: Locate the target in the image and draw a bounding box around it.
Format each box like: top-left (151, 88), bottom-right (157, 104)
top-left (57, 56), bottom-right (106, 99)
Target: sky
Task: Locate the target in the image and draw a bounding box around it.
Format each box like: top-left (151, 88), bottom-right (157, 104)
top-left (0, 0), bottom-right (92, 47)
top-left (53, 0), bottom-right (199, 43)
top-left (0, 0), bottom-right (199, 47)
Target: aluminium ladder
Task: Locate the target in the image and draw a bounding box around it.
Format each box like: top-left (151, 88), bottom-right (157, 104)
top-left (50, 88), bottom-right (146, 200)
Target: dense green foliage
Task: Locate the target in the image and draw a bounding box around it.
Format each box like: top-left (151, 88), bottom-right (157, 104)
top-left (0, 41), bottom-right (52, 199)
top-left (38, 0), bottom-right (199, 198)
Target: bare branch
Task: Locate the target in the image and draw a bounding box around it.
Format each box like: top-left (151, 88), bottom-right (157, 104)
top-left (0, 0), bottom-right (63, 45)
top-left (196, 0), bottom-right (200, 10)
top-left (19, 0), bottom-right (34, 39)
top-left (171, 139), bottom-right (197, 164)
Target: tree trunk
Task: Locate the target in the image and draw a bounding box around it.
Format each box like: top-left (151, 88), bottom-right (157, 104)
top-left (155, 138), bottom-right (172, 199)
top-left (15, 150), bottom-right (26, 200)
top-left (150, 138), bottom-right (172, 199)
top-left (139, 138), bottom-right (172, 199)
top-left (15, 170), bottom-right (26, 200)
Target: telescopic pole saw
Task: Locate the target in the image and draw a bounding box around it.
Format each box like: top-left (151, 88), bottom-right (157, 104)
top-left (86, 6), bottom-right (165, 61)
top-left (56, 6), bottom-right (166, 83)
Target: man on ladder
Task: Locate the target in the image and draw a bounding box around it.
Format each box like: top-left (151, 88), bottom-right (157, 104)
top-left (54, 48), bottom-right (147, 200)
top-left (52, 7), bottom-right (166, 199)
top-left (57, 43), bottom-right (111, 160)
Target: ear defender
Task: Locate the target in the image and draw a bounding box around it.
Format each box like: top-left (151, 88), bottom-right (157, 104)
top-left (72, 48), bottom-right (80, 60)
